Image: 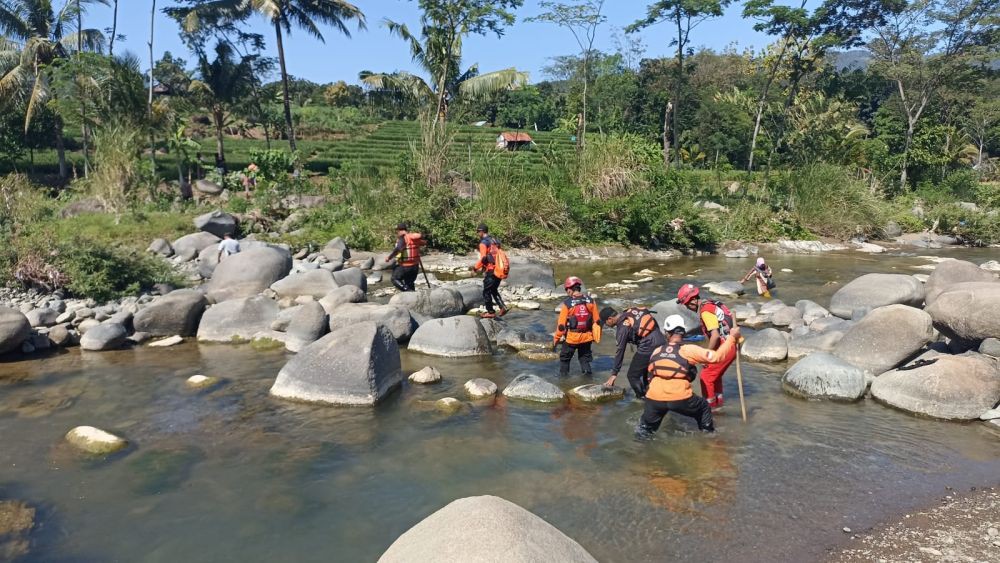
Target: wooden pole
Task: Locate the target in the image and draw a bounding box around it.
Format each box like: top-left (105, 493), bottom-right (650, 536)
top-left (735, 344), bottom-right (748, 422)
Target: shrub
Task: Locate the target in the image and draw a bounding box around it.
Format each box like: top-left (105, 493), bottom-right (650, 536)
top-left (577, 133), bottom-right (659, 200)
top-left (88, 124), bottom-right (149, 214)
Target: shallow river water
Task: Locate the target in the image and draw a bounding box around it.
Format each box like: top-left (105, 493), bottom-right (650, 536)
top-left (2, 248), bottom-right (999, 562)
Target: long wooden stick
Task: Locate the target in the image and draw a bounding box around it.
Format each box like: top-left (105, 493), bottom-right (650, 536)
top-left (418, 258), bottom-right (431, 289)
top-left (735, 344), bottom-right (748, 422)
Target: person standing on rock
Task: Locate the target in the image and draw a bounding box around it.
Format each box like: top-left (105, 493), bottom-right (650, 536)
top-left (636, 315), bottom-right (741, 437)
top-left (386, 223), bottom-right (426, 292)
top-left (553, 276), bottom-right (601, 376)
top-left (741, 257), bottom-right (775, 297)
top-left (472, 224), bottom-right (508, 318)
top-left (217, 233), bottom-right (240, 262)
top-left (599, 305), bottom-right (665, 399)
top-left (677, 284), bottom-right (738, 410)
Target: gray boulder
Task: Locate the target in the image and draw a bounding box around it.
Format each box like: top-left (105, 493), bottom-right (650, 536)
top-left (80, 322), bottom-right (127, 351)
top-left (270, 322), bottom-right (401, 406)
top-left (795, 300), bottom-right (830, 325)
top-left (651, 300), bottom-right (699, 335)
top-left (782, 352), bottom-right (867, 401)
top-left (884, 221), bottom-right (903, 238)
top-left (409, 316), bottom-right (492, 357)
top-left (0, 307), bottom-right (31, 354)
top-left (924, 259), bottom-right (996, 306)
top-left (48, 324), bottom-right (72, 347)
top-left (285, 301), bottom-right (328, 353)
top-left (378, 495), bottom-right (597, 563)
top-left (271, 270), bottom-right (340, 299)
top-left (197, 296), bottom-right (279, 342)
top-left (787, 329), bottom-right (845, 359)
top-left (172, 232), bottom-right (221, 261)
top-left (26, 308), bottom-right (59, 328)
top-left (925, 282), bottom-right (1000, 343)
top-left (197, 245), bottom-right (221, 279)
top-left (832, 305), bottom-right (934, 375)
top-left (703, 281), bottom-right (745, 297)
top-left (332, 267), bottom-right (367, 293)
top-left (770, 306), bottom-right (802, 327)
top-left (465, 378), bottom-right (498, 399)
top-left (193, 179), bottom-right (222, 195)
top-left (742, 328), bottom-right (788, 362)
top-left (809, 316), bottom-right (853, 333)
top-left (133, 289), bottom-right (207, 337)
top-left (452, 284), bottom-right (484, 310)
top-left (318, 285), bottom-right (366, 314)
top-left (194, 210), bottom-right (237, 238)
top-left (502, 374), bottom-right (565, 403)
top-left (872, 354), bottom-right (1000, 420)
top-left (980, 338), bottom-right (1000, 357)
top-left (829, 273), bottom-right (925, 319)
top-left (322, 237), bottom-right (351, 261)
top-left (328, 303), bottom-right (413, 342)
top-left (505, 258), bottom-right (556, 290)
top-left (569, 384), bottom-right (625, 403)
top-left (496, 328), bottom-right (550, 351)
top-left (203, 246), bottom-right (292, 302)
top-left (389, 288), bottom-right (464, 319)
top-left (147, 238), bottom-right (173, 257)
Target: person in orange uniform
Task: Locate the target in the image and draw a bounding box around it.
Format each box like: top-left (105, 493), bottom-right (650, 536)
top-left (637, 315), bottom-right (741, 437)
top-left (385, 223), bottom-right (425, 292)
top-left (553, 276), bottom-right (601, 376)
top-left (677, 283), bottom-right (738, 410)
top-left (472, 224), bottom-right (507, 318)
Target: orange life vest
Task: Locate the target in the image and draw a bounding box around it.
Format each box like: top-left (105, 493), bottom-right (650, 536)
top-left (623, 307), bottom-right (658, 342)
top-left (646, 343), bottom-right (695, 402)
top-left (564, 295), bottom-right (595, 332)
top-left (399, 233), bottom-right (424, 267)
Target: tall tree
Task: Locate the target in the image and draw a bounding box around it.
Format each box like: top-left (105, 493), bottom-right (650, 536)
top-left (627, 0), bottom-right (731, 168)
top-left (361, 0), bottom-right (527, 124)
top-left (175, 0), bottom-right (366, 152)
top-left (190, 41), bottom-right (257, 171)
top-left (526, 1), bottom-right (606, 150)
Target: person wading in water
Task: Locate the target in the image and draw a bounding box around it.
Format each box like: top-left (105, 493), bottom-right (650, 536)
top-left (385, 223), bottom-right (426, 292)
top-left (599, 305), bottom-right (665, 399)
top-left (552, 276), bottom-right (601, 377)
top-left (472, 224), bottom-right (509, 318)
top-left (677, 284), bottom-right (740, 410)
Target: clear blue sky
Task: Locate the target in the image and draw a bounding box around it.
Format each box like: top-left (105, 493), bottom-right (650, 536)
top-left (89, 1), bottom-right (774, 84)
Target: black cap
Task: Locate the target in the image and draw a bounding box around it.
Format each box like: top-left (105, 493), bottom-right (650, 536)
top-left (476, 223), bottom-right (488, 232)
top-left (396, 223), bottom-right (408, 231)
top-left (599, 307), bottom-right (618, 327)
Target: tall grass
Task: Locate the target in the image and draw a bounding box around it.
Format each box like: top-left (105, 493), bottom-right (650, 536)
top-left (89, 124), bottom-right (147, 215)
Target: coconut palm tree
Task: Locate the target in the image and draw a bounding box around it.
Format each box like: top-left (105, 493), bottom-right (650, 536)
top-left (172, 0), bottom-right (365, 152)
top-left (190, 40), bottom-right (257, 171)
top-left (0, 0), bottom-right (107, 179)
top-left (360, 19), bottom-right (527, 124)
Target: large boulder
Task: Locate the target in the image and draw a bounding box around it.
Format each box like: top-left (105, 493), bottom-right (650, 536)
top-left (193, 179), bottom-right (222, 195)
top-left (787, 329), bottom-right (845, 359)
top-left (133, 289), bottom-right (207, 337)
top-left (328, 303), bottom-right (413, 342)
top-left (270, 322), bottom-right (401, 406)
top-left (193, 210), bottom-right (237, 238)
top-left (285, 301), bottom-right (328, 353)
top-left (196, 296), bottom-right (279, 342)
top-left (505, 258), bottom-right (556, 290)
top-left (197, 245), bottom-right (221, 279)
top-left (79, 322), bottom-right (127, 351)
top-left (452, 284), bottom-right (484, 311)
top-left (0, 307), bottom-right (31, 354)
top-left (389, 288), bottom-right (464, 319)
top-left (924, 259), bottom-right (996, 306)
top-left (203, 246), bottom-right (292, 302)
top-left (651, 300), bottom-right (699, 336)
top-left (502, 374), bottom-right (565, 403)
top-left (26, 308), bottom-right (59, 328)
top-left (171, 232), bottom-right (221, 261)
top-left (925, 282), bottom-right (1000, 343)
top-left (147, 238), bottom-right (173, 257)
top-left (323, 237), bottom-right (351, 261)
top-left (871, 354), bottom-right (1000, 420)
top-left (829, 273), bottom-right (925, 319)
top-left (741, 328), bottom-right (788, 362)
top-left (770, 305), bottom-right (802, 327)
top-left (270, 270), bottom-right (340, 299)
top-left (569, 384), bottom-right (625, 403)
top-left (781, 352), bottom-right (867, 401)
top-left (496, 328), bottom-right (550, 351)
top-left (832, 305), bottom-right (934, 375)
top-left (332, 267), bottom-right (367, 293)
top-left (318, 285), bottom-right (366, 314)
top-left (702, 281), bottom-right (745, 298)
top-left (378, 495), bottom-right (596, 563)
top-left (409, 316), bottom-right (492, 357)
top-left (795, 300), bottom-right (830, 325)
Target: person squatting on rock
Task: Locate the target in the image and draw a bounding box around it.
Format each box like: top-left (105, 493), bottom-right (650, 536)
top-left (217, 233), bottom-right (240, 262)
top-left (599, 305), bottom-right (665, 399)
top-left (472, 224), bottom-right (508, 318)
top-left (636, 315), bottom-right (742, 437)
top-left (553, 276), bottom-right (601, 376)
top-left (741, 256), bottom-right (775, 297)
top-left (385, 223), bottom-right (426, 292)
top-left (677, 283), bottom-right (739, 410)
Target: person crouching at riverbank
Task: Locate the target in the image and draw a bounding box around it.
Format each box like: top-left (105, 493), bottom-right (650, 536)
top-left (599, 305), bottom-right (665, 399)
top-left (553, 276), bottom-right (601, 376)
top-left (636, 316), bottom-right (742, 438)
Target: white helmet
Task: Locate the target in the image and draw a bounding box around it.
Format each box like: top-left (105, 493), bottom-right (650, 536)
top-left (663, 314), bottom-right (686, 334)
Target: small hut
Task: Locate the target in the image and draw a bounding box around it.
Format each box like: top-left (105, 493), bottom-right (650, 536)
top-left (496, 132), bottom-right (533, 151)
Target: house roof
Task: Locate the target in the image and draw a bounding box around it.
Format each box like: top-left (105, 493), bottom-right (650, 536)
top-left (500, 132), bottom-right (532, 142)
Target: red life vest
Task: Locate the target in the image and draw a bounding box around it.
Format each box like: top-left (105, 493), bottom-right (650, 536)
top-left (698, 300), bottom-right (734, 339)
top-left (399, 233), bottom-right (424, 267)
top-left (564, 295), bottom-right (594, 332)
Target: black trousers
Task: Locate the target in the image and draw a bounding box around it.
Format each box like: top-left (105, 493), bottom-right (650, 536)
top-left (559, 341), bottom-right (592, 376)
top-left (625, 352), bottom-right (652, 399)
top-left (391, 264), bottom-right (419, 292)
top-left (483, 271), bottom-right (505, 312)
top-left (636, 396), bottom-right (715, 437)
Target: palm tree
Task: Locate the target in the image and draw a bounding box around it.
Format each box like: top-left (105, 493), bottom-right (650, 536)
top-left (174, 0), bottom-right (365, 152)
top-left (0, 0), bottom-right (106, 180)
top-left (190, 41), bottom-right (257, 171)
top-left (361, 19), bottom-right (528, 124)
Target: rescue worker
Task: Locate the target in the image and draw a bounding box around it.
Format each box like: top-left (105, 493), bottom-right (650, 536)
top-left (637, 315), bottom-right (742, 437)
top-left (677, 283), bottom-right (738, 410)
top-left (385, 223), bottom-right (425, 292)
top-left (740, 257), bottom-right (775, 297)
top-left (599, 305), bottom-right (665, 399)
top-left (472, 224), bottom-right (507, 318)
top-left (553, 276), bottom-right (601, 376)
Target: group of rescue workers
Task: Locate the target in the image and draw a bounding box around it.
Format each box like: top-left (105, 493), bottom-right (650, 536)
top-left (387, 222), bottom-right (763, 439)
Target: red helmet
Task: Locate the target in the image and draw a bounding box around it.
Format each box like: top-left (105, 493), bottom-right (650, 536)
top-left (564, 276), bottom-right (583, 290)
top-left (676, 283), bottom-right (700, 305)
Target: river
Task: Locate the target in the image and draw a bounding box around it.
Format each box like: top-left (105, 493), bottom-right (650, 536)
top-left (2, 247), bottom-right (998, 562)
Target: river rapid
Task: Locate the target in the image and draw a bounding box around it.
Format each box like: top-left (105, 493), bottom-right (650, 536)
top-left (2, 248), bottom-right (999, 562)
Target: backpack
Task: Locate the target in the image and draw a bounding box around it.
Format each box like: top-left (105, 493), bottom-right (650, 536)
top-left (624, 307), bottom-right (658, 342)
top-left (700, 300), bottom-right (735, 338)
top-left (565, 296), bottom-right (594, 331)
top-left (490, 241), bottom-right (510, 280)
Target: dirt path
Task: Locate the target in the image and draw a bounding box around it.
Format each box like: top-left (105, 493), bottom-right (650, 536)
top-left (833, 486), bottom-right (1000, 562)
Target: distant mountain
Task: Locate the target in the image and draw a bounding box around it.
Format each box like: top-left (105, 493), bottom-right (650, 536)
top-left (830, 50), bottom-right (871, 71)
